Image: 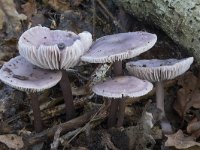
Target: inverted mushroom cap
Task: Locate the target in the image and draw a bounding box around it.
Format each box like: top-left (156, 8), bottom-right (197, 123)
top-left (92, 76), bottom-right (153, 98)
top-left (0, 56), bottom-right (62, 92)
top-left (126, 57), bottom-right (194, 82)
top-left (81, 32), bottom-right (157, 63)
top-left (18, 26), bottom-right (92, 70)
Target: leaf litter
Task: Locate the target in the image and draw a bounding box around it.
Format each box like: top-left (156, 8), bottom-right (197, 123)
top-left (0, 0), bottom-right (199, 150)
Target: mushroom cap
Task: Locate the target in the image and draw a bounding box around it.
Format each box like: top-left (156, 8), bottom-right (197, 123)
top-left (0, 56), bottom-right (62, 92)
top-left (126, 57), bottom-right (194, 82)
top-left (18, 26), bottom-right (92, 70)
top-left (81, 32), bottom-right (157, 63)
top-left (92, 76), bottom-right (153, 98)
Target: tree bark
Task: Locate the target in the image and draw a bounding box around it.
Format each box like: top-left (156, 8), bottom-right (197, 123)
top-left (116, 0), bottom-right (200, 63)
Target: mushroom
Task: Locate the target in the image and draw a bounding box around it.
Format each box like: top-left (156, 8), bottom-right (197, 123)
top-left (92, 76), bottom-right (153, 127)
top-left (18, 26), bottom-right (93, 120)
top-left (0, 56), bottom-right (62, 132)
top-left (126, 57), bottom-right (194, 133)
top-left (81, 31), bottom-right (157, 127)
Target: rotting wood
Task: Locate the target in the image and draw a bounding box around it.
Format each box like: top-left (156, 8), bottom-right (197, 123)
top-left (116, 0), bottom-right (200, 62)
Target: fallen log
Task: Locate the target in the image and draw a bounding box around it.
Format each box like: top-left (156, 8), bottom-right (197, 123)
top-left (116, 0), bottom-right (200, 63)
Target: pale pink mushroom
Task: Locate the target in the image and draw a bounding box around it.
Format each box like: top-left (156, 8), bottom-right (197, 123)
top-left (0, 56), bottom-right (62, 132)
top-left (81, 31), bottom-right (157, 127)
top-left (126, 57), bottom-right (194, 133)
top-left (18, 26), bottom-right (92, 70)
top-left (92, 76), bottom-right (153, 127)
top-left (18, 26), bottom-right (93, 121)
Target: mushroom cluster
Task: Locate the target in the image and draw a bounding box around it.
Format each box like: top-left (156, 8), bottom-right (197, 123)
top-left (81, 31), bottom-right (157, 127)
top-left (0, 26), bottom-right (92, 132)
top-left (0, 25), bottom-right (194, 134)
top-left (81, 31), bottom-right (194, 131)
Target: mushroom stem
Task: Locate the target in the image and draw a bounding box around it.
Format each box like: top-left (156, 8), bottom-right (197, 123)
top-left (108, 61), bottom-right (123, 127)
top-left (107, 100), bottom-right (118, 128)
top-left (156, 81), bottom-right (173, 134)
top-left (29, 92), bottom-right (43, 133)
top-left (60, 70), bottom-right (75, 121)
top-left (113, 61), bottom-right (123, 76)
top-left (155, 81), bottom-right (165, 118)
top-left (116, 99), bottom-right (126, 127)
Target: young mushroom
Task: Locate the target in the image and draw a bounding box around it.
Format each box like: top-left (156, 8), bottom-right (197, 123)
top-left (18, 26), bottom-right (92, 120)
top-left (81, 31), bottom-right (157, 127)
top-left (0, 56), bottom-right (62, 132)
top-left (92, 76), bottom-right (153, 127)
top-left (126, 57), bottom-right (194, 133)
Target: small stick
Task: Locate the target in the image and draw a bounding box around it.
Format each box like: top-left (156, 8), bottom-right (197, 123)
top-left (92, 0), bottom-right (96, 38)
top-left (50, 127), bottom-right (62, 150)
top-left (25, 110), bottom-right (97, 146)
top-left (97, 0), bottom-right (125, 32)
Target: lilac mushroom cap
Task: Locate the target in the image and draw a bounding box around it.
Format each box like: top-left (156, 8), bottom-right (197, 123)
top-left (126, 57), bottom-right (194, 82)
top-left (92, 76), bottom-right (153, 98)
top-left (18, 26), bottom-right (92, 70)
top-left (81, 32), bottom-right (157, 63)
top-left (0, 56), bottom-right (62, 92)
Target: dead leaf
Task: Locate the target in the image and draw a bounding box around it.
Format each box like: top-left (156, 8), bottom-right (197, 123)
top-left (173, 72), bottom-right (200, 117)
top-left (0, 134), bottom-right (24, 150)
top-left (165, 130), bottom-right (200, 149)
top-left (187, 118), bottom-right (200, 138)
top-left (21, 0), bottom-right (37, 20)
top-left (0, 0), bottom-right (27, 34)
top-left (187, 118), bottom-right (199, 134)
top-left (177, 72), bottom-right (198, 91)
top-left (174, 88), bottom-right (191, 117)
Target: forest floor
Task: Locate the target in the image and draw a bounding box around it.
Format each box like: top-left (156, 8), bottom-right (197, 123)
top-left (0, 0), bottom-right (200, 150)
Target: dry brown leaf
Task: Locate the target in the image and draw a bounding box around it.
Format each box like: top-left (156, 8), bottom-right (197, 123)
top-left (187, 118), bottom-right (200, 134)
top-left (190, 89), bottom-right (200, 108)
top-left (21, 0), bottom-right (37, 20)
top-left (174, 88), bottom-right (190, 117)
top-left (187, 118), bottom-right (200, 138)
top-left (0, 134), bottom-right (24, 150)
top-left (165, 130), bottom-right (200, 149)
top-left (177, 72), bottom-right (198, 91)
top-left (48, 0), bottom-right (70, 12)
top-left (0, 0), bottom-right (27, 33)
top-left (173, 72), bottom-right (200, 117)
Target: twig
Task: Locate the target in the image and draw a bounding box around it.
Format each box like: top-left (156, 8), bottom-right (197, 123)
top-left (67, 103), bottom-right (107, 144)
top-left (92, 0), bottom-right (96, 38)
top-left (101, 131), bottom-right (119, 150)
top-left (24, 110), bottom-right (97, 146)
top-left (51, 127), bottom-right (62, 150)
top-left (96, 0), bottom-right (125, 32)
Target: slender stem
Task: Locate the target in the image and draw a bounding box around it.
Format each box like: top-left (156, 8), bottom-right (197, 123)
top-left (156, 81), bottom-right (173, 134)
top-left (116, 99), bottom-right (126, 127)
top-left (29, 92), bottom-right (43, 133)
top-left (107, 61), bottom-right (123, 128)
top-left (113, 61), bottom-right (123, 76)
top-left (60, 70), bottom-right (75, 121)
top-left (156, 81), bottom-right (165, 119)
top-left (107, 100), bottom-right (118, 128)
